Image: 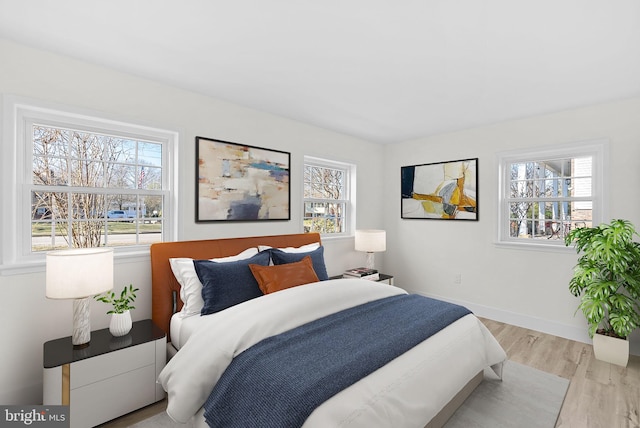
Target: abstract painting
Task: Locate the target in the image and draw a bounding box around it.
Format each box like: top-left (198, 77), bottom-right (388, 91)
top-left (196, 137), bottom-right (290, 222)
top-left (401, 158), bottom-right (478, 220)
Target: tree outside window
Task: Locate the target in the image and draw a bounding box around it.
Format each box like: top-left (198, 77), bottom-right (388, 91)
top-left (508, 158), bottom-right (592, 240)
top-left (303, 158), bottom-right (353, 235)
top-left (498, 141), bottom-right (605, 248)
top-left (31, 125), bottom-right (164, 251)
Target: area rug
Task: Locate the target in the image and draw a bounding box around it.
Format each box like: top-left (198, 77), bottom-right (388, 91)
top-left (133, 360), bottom-right (569, 428)
top-left (444, 360), bottom-right (569, 428)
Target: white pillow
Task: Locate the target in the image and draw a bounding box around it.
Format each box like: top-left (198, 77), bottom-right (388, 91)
top-left (257, 242), bottom-right (320, 253)
top-left (169, 247), bottom-right (259, 317)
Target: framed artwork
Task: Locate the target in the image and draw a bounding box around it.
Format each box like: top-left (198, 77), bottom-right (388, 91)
top-left (401, 158), bottom-right (478, 220)
top-left (196, 136), bottom-right (291, 222)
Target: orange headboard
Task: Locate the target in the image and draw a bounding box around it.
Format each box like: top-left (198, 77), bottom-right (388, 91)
top-left (150, 233), bottom-right (321, 342)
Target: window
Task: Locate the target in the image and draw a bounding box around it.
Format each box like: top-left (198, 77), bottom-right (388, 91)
top-left (303, 156), bottom-right (355, 236)
top-left (31, 125), bottom-right (165, 251)
top-left (497, 141), bottom-right (607, 248)
top-left (1, 97), bottom-right (177, 270)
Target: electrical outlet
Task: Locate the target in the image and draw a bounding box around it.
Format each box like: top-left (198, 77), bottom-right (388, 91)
top-left (454, 274), bottom-right (462, 284)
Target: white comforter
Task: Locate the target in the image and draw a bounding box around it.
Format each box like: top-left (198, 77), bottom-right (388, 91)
top-left (158, 279), bottom-right (506, 427)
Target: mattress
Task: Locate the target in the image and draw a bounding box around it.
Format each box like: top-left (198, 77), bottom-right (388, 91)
top-left (170, 312), bottom-right (204, 351)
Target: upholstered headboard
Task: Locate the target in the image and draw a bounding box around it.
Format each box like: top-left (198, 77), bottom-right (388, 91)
top-left (150, 233), bottom-right (322, 342)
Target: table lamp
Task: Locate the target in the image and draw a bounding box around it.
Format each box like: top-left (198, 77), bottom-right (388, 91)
top-left (355, 229), bottom-right (386, 270)
top-left (46, 248), bottom-right (114, 348)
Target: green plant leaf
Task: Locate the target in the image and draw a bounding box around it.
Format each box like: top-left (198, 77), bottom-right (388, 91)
top-left (93, 284), bottom-right (138, 314)
top-left (566, 218), bottom-right (640, 340)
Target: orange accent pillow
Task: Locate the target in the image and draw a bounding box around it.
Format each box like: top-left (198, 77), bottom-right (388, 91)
top-left (249, 255), bottom-right (320, 294)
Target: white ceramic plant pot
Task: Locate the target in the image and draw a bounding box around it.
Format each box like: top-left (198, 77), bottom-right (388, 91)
top-left (109, 310), bottom-right (132, 337)
top-left (592, 333), bottom-right (629, 367)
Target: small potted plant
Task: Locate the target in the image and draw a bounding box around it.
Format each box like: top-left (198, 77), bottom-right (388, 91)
top-left (94, 284), bottom-right (139, 336)
top-left (565, 219), bottom-right (640, 366)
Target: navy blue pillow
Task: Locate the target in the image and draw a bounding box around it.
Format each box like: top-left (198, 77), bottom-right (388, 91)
top-left (270, 246), bottom-right (329, 281)
top-left (195, 250), bottom-right (271, 316)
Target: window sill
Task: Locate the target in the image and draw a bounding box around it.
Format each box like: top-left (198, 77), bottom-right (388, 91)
top-left (494, 239), bottom-right (575, 253)
top-left (318, 233), bottom-right (353, 242)
top-left (0, 248), bottom-right (151, 276)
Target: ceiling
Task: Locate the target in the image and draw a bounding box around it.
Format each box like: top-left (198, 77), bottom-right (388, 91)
top-left (1, 1), bottom-right (639, 144)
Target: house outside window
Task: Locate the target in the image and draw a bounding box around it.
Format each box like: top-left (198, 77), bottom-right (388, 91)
top-left (497, 141), bottom-right (607, 249)
top-left (1, 97), bottom-right (177, 270)
top-left (303, 156), bottom-right (355, 236)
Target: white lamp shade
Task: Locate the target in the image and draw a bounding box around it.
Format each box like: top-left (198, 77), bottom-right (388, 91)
top-left (355, 229), bottom-right (386, 252)
top-left (46, 248), bottom-right (114, 299)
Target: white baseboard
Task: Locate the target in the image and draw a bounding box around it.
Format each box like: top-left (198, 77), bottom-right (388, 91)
top-left (408, 289), bottom-right (592, 343)
top-left (409, 289), bottom-right (640, 356)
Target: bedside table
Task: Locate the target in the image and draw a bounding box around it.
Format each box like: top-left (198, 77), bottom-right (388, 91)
top-left (375, 273), bottom-right (394, 285)
top-left (43, 319), bottom-right (166, 428)
top-left (330, 273), bottom-right (394, 285)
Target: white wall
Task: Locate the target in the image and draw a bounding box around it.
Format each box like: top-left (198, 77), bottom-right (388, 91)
top-left (383, 97), bottom-right (640, 355)
top-left (0, 39), bottom-right (385, 405)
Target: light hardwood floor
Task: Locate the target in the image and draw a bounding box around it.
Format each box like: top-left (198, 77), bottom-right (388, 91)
top-left (481, 318), bottom-right (640, 428)
top-left (100, 319), bottom-right (640, 427)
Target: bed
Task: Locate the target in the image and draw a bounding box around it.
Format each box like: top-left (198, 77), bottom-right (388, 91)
top-left (151, 233), bottom-right (506, 427)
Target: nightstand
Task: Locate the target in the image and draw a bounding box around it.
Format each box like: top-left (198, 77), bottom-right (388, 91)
top-left (375, 273), bottom-right (394, 285)
top-left (330, 273), bottom-right (394, 285)
top-left (43, 319), bottom-right (166, 428)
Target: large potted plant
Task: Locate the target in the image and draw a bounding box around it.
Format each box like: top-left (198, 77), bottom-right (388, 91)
top-left (94, 284), bottom-right (139, 337)
top-left (565, 219), bottom-right (640, 366)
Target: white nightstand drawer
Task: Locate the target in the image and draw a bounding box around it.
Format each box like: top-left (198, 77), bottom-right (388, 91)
top-left (70, 364), bottom-right (156, 428)
top-left (70, 341), bottom-right (154, 388)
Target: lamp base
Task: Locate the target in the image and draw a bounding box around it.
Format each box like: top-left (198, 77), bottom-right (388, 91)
top-left (72, 297), bottom-right (91, 348)
top-left (365, 252), bottom-right (375, 270)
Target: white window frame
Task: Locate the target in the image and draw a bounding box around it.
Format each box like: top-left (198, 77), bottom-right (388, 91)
top-left (496, 140), bottom-right (608, 251)
top-left (1, 96), bottom-right (179, 274)
top-left (303, 156), bottom-right (356, 238)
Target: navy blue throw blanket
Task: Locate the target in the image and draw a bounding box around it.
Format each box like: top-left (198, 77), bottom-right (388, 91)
top-left (203, 294), bottom-right (471, 428)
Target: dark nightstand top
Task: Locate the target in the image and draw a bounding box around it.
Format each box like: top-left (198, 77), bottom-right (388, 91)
top-left (44, 319), bottom-right (165, 368)
top-left (330, 273), bottom-right (393, 282)
top-left (376, 273), bottom-right (394, 282)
